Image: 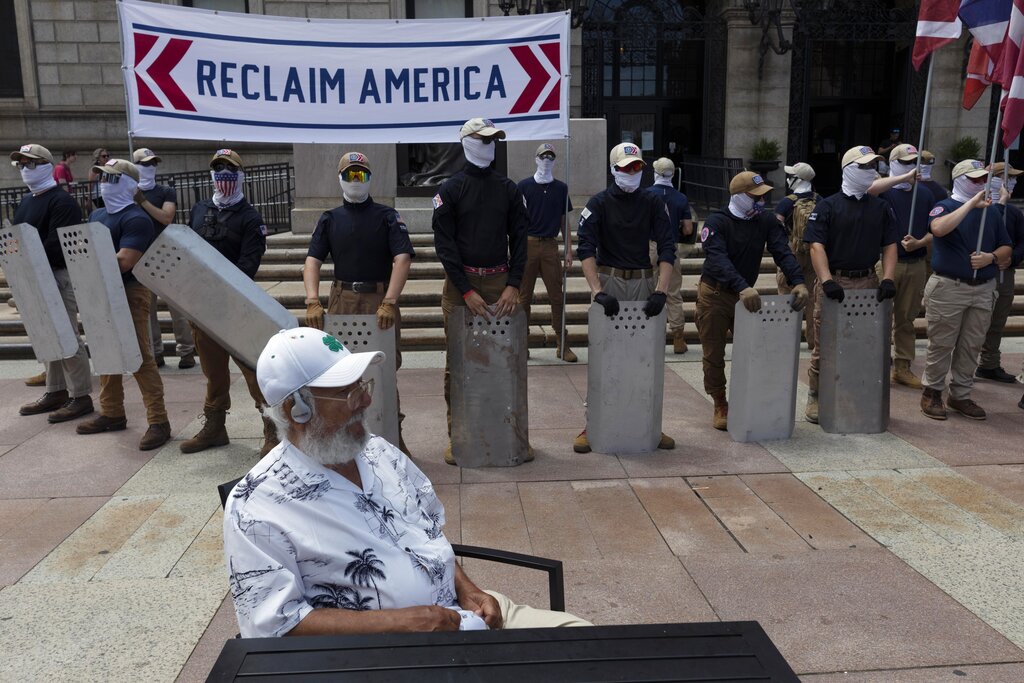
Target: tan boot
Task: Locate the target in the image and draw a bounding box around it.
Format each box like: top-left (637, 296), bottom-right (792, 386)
top-left (180, 411), bottom-right (229, 453)
top-left (557, 345), bottom-right (578, 363)
top-left (573, 430), bottom-right (591, 453)
top-left (892, 359), bottom-right (923, 388)
top-left (657, 432), bottom-right (675, 449)
top-left (444, 443), bottom-right (457, 466)
top-left (805, 391), bottom-right (819, 424)
top-left (711, 391), bottom-right (728, 430)
top-left (259, 416), bottom-right (279, 457)
top-left (24, 371), bottom-right (47, 387)
top-left (673, 329), bottom-right (688, 354)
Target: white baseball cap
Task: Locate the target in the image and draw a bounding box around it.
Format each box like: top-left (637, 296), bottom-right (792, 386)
top-left (257, 327), bottom-right (384, 407)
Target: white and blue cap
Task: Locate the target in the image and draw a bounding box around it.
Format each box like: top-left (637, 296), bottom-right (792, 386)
top-left (257, 327), bottom-right (384, 407)
top-left (841, 145), bottom-right (883, 168)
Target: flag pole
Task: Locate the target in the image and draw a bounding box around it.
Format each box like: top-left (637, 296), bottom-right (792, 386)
top-left (999, 146), bottom-right (1010, 284)
top-left (560, 130), bottom-right (570, 360)
top-left (907, 57), bottom-right (935, 235)
top-left (975, 86), bottom-right (1005, 277)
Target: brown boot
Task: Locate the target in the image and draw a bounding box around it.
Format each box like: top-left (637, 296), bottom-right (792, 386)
top-left (557, 345), bottom-right (578, 363)
top-left (711, 391), bottom-right (728, 430)
top-left (673, 329), bottom-right (688, 354)
top-left (24, 371), bottom-right (47, 387)
top-left (657, 432), bottom-right (675, 449)
top-left (180, 411), bottom-right (229, 453)
top-left (178, 353), bottom-right (196, 369)
top-left (48, 396), bottom-right (94, 423)
top-left (259, 416), bottom-right (279, 457)
top-left (444, 443), bottom-right (457, 466)
top-left (892, 359), bottom-right (923, 388)
top-left (76, 414), bottom-right (128, 434)
top-left (19, 390), bottom-right (69, 416)
top-left (139, 422), bottom-right (171, 451)
top-left (947, 396), bottom-right (986, 420)
top-left (573, 430), bottom-right (591, 453)
top-left (920, 387), bottom-right (947, 420)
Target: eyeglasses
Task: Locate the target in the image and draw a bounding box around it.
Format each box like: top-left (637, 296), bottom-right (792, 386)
top-left (538, 153), bottom-right (556, 161)
top-left (211, 162), bottom-right (239, 173)
top-left (313, 378), bottom-right (375, 411)
top-left (341, 168), bottom-right (371, 183)
top-left (617, 161), bottom-right (644, 174)
top-left (11, 159), bottom-right (42, 169)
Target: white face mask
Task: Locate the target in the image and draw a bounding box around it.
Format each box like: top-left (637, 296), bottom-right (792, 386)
top-left (786, 176), bottom-right (812, 194)
top-left (611, 166), bottom-right (642, 193)
top-left (952, 175), bottom-right (986, 204)
top-left (534, 157), bottom-right (555, 184)
top-left (889, 160), bottom-right (917, 191)
top-left (462, 137), bottom-right (495, 168)
top-left (100, 174), bottom-right (139, 213)
top-left (728, 193), bottom-right (763, 219)
top-left (989, 176), bottom-right (1004, 201)
top-left (137, 165), bottom-right (157, 191)
top-left (920, 163), bottom-right (933, 180)
top-left (653, 172), bottom-right (674, 187)
top-left (841, 164), bottom-right (877, 199)
top-left (20, 163), bottom-right (57, 194)
top-left (211, 169), bottom-right (245, 208)
top-left (1008, 177), bottom-right (1018, 193)
top-left (339, 177), bottom-right (370, 203)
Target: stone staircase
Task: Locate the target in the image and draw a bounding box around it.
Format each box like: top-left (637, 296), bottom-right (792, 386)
top-left (1, 221), bottom-right (1023, 358)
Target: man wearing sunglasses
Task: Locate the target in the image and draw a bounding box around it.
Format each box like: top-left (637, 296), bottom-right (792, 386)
top-left (10, 143), bottom-right (95, 424)
top-left (573, 142), bottom-right (678, 454)
top-left (303, 151), bottom-right (415, 454)
top-left (802, 145), bottom-right (900, 424)
top-left (76, 159), bottom-right (171, 451)
top-left (432, 118), bottom-right (529, 466)
top-left (183, 149), bottom-right (276, 457)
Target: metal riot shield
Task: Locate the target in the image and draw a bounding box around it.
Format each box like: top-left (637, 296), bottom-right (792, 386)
top-left (57, 223), bottom-right (142, 374)
top-left (0, 224), bottom-right (79, 362)
top-left (728, 295), bottom-right (802, 442)
top-left (133, 225), bottom-right (297, 368)
top-left (586, 302), bottom-right (665, 454)
top-left (324, 314), bottom-right (399, 445)
top-left (448, 308), bottom-right (529, 467)
top-left (818, 290), bottom-right (892, 434)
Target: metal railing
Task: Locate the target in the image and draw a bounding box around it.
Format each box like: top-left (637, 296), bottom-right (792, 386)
top-left (679, 155), bottom-right (745, 212)
top-left (1, 163), bottom-right (294, 233)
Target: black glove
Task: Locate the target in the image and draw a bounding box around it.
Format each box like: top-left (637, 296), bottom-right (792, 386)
top-left (643, 291), bottom-right (667, 318)
top-left (594, 292), bottom-right (619, 317)
top-left (876, 278), bottom-right (896, 302)
top-left (822, 279), bottom-right (845, 303)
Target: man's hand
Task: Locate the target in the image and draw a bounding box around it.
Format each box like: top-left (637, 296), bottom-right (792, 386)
top-left (594, 292), bottom-right (619, 317)
top-left (739, 287), bottom-right (761, 313)
top-left (134, 189), bottom-right (146, 206)
top-left (643, 291), bottom-right (667, 318)
top-left (377, 300), bottom-right (396, 330)
top-left (999, 185), bottom-right (1011, 205)
top-left (790, 283), bottom-right (809, 311)
top-left (305, 299), bottom-right (325, 329)
top-left (876, 278), bottom-right (896, 301)
top-left (395, 605), bottom-right (462, 632)
top-left (494, 286), bottom-right (519, 318)
top-left (901, 234), bottom-right (924, 252)
top-left (564, 250), bottom-right (573, 270)
top-left (822, 279), bottom-right (845, 302)
top-left (458, 590), bottom-right (503, 629)
top-left (969, 251), bottom-right (995, 270)
top-left (464, 290), bottom-right (491, 320)
top-left (969, 190), bottom-right (992, 210)
top-left (899, 169), bottom-right (918, 185)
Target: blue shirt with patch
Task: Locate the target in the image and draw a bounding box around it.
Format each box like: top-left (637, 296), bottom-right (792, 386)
top-left (517, 177), bottom-right (572, 238)
top-left (645, 184), bottom-right (693, 243)
top-left (90, 205), bottom-right (154, 285)
top-left (927, 198), bottom-right (1012, 280)
top-left (881, 185), bottom-right (935, 260)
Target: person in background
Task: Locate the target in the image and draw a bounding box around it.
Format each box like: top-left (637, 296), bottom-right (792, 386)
top-left (53, 150), bottom-right (76, 192)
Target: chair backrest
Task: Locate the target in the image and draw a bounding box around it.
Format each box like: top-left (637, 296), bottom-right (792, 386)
top-left (219, 478), bottom-right (242, 508)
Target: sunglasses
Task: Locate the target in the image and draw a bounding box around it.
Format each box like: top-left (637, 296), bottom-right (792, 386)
top-left (11, 159), bottom-right (42, 169)
top-left (99, 172), bottom-right (122, 183)
top-left (99, 154), bottom-right (110, 159)
top-left (211, 162), bottom-right (239, 173)
top-left (538, 153), bottom-right (556, 161)
top-left (471, 134), bottom-right (496, 145)
top-left (341, 168), bottom-right (371, 183)
top-left (138, 160), bottom-right (158, 167)
top-left (856, 162), bottom-right (878, 170)
top-left (617, 161), bottom-right (644, 174)
top-left (313, 378), bottom-right (375, 411)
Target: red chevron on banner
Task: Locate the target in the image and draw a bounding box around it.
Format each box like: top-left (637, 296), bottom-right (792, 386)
top-left (133, 33), bottom-right (196, 112)
top-left (509, 42), bottom-right (560, 114)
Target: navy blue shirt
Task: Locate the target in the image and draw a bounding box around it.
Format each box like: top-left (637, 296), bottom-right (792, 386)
top-left (517, 177), bottom-right (572, 238)
top-left (645, 184), bottom-right (693, 243)
top-left (804, 192), bottom-right (900, 271)
top-left (922, 179), bottom-right (949, 201)
top-left (12, 186), bottom-right (83, 270)
top-left (308, 198), bottom-right (415, 282)
top-left (577, 183), bottom-right (676, 269)
top-left (701, 208), bottom-right (803, 292)
top-left (881, 185), bottom-right (935, 260)
top-left (142, 184), bottom-right (177, 236)
top-left (774, 191), bottom-right (817, 223)
top-left (927, 198), bottom-right (1012, 280)
top-left (998, 203), bottom-right (1024, 268)
top-left (90, 205), bottom-right (154, 285)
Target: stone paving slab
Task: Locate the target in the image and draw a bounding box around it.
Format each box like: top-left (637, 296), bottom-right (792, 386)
top-left (0, 496), bottom-right (107, 586)
top-left (802, 663), bottom-right (1024, 682)
top-left (116, 439), bottom-right (262, 499)
top-left (761, 422), bottom-right (945, 472)
top-left (629, 477), bottom-right (744, 556)
top-left (174, 593), bottom-right (236, 683)
top-left (957, 464), bottom-right (1024, 508)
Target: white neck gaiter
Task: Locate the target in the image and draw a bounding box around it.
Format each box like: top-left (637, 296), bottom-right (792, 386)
top-left (21, 164), bottom-right (57, 194)
top-left (100, 175), bottom-right (139, 214)
top-left (340, 177), bottom-right (370, 203)
top-left (137, 166), bottom-right (157, 191)
top-left (889, 160), bottom-right (916, 191)
top-left (212, 169), bottom-right (245, 208)
top-left (653, 173), bottom-right (674, 188)
top-left (1008, 178), bottom-right (1018, 194)
top-left (728, 193), bottom-right (763, 219)
top-left (989, 176), bottom-right (1004, 201)
top-left (842, 165), bottom-right (877, 199)
top-left (462, 137), bottom-right (495, 168)
top-left (786, 177), bottom-right (812, 194)
top-left (534, 157), bottom-right (554, 184)
top-left (952, 175), bottom-right (985, 204)
top-left (920, 164), bottom-right (934, 180)
top-left (611, 166), bottom-right (642, 193)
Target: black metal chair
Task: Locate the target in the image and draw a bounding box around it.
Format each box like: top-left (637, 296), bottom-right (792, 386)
top-left (217, 478), bottom-right (565, 611)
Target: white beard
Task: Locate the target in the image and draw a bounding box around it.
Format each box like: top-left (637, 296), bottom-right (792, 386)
top-left (298, 412), bottom-right (369, 467)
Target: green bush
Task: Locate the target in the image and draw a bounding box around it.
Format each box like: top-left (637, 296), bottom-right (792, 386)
top-left (950, 136), bottom-right (982, 162)
top-left (750, 137), bottom-right (782, 161)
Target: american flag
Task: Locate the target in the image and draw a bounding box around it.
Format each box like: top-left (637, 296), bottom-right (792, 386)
top-left (913, 0), bottom-right (962, 70)
top-left (999, 0), bottom-right (1024, 145)
top-left (959, 0), bottom-right (1013, 64)
top-left (213, 171), bottom-right (238, 197)
top-left (964, 40), bottom-right (995, 108)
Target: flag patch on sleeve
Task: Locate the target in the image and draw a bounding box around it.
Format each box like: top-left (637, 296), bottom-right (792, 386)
top-left (580, 207), bottom-right (591, 220)
top-left (700, 226), bottom-right (711, 242)
top-left (929, 206), bottom-right (944, 217)
top-left (432, 193), bottom-right (444, 209)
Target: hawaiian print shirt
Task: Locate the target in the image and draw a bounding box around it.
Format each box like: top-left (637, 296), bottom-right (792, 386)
top-left (223, 437), bottom-right (456, 638)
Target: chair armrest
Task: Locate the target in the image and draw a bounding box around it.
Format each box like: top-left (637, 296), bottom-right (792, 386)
top-left (451, 543), bottom-right (565, 612)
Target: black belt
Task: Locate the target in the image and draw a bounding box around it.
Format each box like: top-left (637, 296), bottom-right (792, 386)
top-left (833, 268), bottom-right (873, 278)
top-left (598, 265), bottom-right (653, 280)
top-left (935, 273), bottom-right (991, 286)
top-left (898, 255), bottom-right (925, 263)
top-left (338, 281), bottom-right (384, 293)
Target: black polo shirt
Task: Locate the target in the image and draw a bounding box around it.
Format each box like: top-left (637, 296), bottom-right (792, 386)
top-left (577, 183), bottom-right (676, 269)
top-left (803, 192), bottom-right (899, 271)
top-left (189, 198), bottom-right (267, 280)
top-left (517, 177), bottom-right (572, 239)
top-left (999, 202), bottom-right (1024, 268)
top-left (928, 198), bottom-right (1012, 280)
top-left (701, 208), bottom-right (803, 292)
top-left (11, 186), bottom-right (83, 270)
top-left (880, 185), bottom-right (935, 260)
top-left (307, 198), bottom-right (415, 282)
top-left (142, 184), bottom-right (177, 236)
top-left (89, 205), bottom-right (154, 285)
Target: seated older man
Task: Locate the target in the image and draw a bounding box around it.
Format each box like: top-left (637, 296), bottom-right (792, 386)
top-left (223, 328), bottom-right (590, 637)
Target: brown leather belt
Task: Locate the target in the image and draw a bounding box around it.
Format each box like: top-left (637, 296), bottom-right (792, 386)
top-left (464, 263), bottom-right (509, 275)
top-left (598, 265), bottom-right (653, 280)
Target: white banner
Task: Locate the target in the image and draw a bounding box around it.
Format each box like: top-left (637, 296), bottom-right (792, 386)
top-left (117, 0), bottom-right (569, 144)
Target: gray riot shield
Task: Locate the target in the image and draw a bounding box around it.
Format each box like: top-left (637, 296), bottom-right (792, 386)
top-left (818, 290), bottom-right (892, 434)
top-left (586, 302), bottom-right (665, 454)
top-left (324, 314), bottom-right (399, 445)
top-left (133, 225), bottom-right (297, 369)
top-left (448, 308), bottom-right (529, 467)
top-left (728, 295), bottom-right (802, 443)
top-left (0, 224), bottom-right (79, 362)
top-left (57, 223), bottom-right (142, 374)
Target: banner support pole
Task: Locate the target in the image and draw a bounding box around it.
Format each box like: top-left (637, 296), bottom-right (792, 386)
top-left (561, 129), bottom-right (571, 360)
top-left (116, 0), bottom-right (135, 157)
top-left (907, 58), bottom-right (934, 236)
top-left (975, 86), bottom-right (1004, 278)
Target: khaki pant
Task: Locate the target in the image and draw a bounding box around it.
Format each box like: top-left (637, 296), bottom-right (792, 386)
top-left (979, 269), bottom-right (1016, 370)
top-left (875, 259), bottom-right (928, 362)
top-left (695, 279), bottom-right (738, 395)
top-left (46, 268), bottom-right (93, 398)
top-left (776, 249), bottom-right (818, 350)
top-left (98, 283), bottom-right (168, 424)
top-left (649, 244), bottom-right (685, 333)
top-left (923, 274), bottom-right (997, 400)
top-left (190, 323), bottom-right (265, 414)
top-left (442, 273), bottom-right (510, 433)
top-left (598, 272), bottom-right (655, 301)
top-left (484, 590), bottom-right (592, 628)
top-left (148, 291), bottom-right (194, 357)
top-left (520, 237), bottom-right (568, 344)
top-left (808, 273), bottom-right (879, 389)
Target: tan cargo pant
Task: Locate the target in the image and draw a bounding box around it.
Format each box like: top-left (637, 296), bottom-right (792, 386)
top-left (978, 269), bottom-right (1016, 370)
top-left (46, 268), bottom-right (93, 398)
top-left (923, 274), bottom-right (997, 400)
top-left (520, 237), bottom-right (567, 344)
top-left (875, 258), bottom-right (928, 362)
top-left (650, 243), bottom-right (685, 334)
top-left (694, 279), bottom-right (738, 396)
top-left (777, 249), bottom-right (818, 350)
top-left (808, 273), bottom-right (879, 391)
top-left (190, 324), bottom-right (265, 414)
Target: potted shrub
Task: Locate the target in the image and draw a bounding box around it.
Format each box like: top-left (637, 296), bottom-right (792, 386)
top-left (949, 136), bottom-right (982, 164)
top-left (749, 137), bottom-right (782, 200)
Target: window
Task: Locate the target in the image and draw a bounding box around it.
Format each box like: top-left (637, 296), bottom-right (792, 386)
top-left (406, 0), bottom-right (472, 18)
top-left (0, 0), bottom-right (23, 98)
top-left (184, 0), bottom-right (249, 12)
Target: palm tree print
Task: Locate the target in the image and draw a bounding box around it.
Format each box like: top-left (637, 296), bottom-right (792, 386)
top-left (345, 548), bottom-right (386, 609)
top-left (309, 584), bottom-right (374, 611)
top-left (355, 493), bottom-right (403, 542)
top-left (233, 471), bottom-right (268, 502)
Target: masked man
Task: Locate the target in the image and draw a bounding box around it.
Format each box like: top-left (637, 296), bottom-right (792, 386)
top-left (775, 161), bottom-right (822, 351)
top-left (645, 157), bottom-right (693, 354)
top-left (182, 149), bottom-right (276, 456)
top-left (304, 151), bottom-right (415, 454)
